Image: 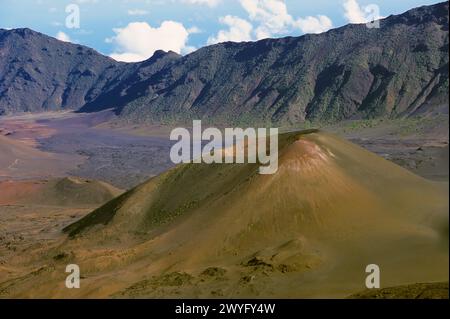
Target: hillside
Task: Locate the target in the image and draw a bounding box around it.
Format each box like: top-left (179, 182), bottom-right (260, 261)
top-left (0, 177), bottom-right (123, 207)
top-left (1, 130), bottom-right (447, 298)
top-left (0, 134), bottom-right (81, 180)
top-left (0, 28), bottom-right (180, 115)
top-left (0, 28), bottom-right (117, 114)
top-left (104, 2), bottom-right (449, 125)
top-left (0, 2), bottom-right (448, 125)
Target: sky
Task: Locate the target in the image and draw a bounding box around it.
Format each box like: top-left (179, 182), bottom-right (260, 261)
top-left (0, 0), bottom-right (443, 62)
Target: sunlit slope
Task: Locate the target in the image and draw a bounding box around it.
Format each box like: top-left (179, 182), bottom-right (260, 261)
top-left (0, 177), bottom-right (123, 207)
top-left (0, 135), bottom-right (54, 176)
top-left (66, 129), bottom-right (447, 243)
top-left (0, 135), bottom-right (81, 179)
top-left (2, 130), bottom-right (447, 298)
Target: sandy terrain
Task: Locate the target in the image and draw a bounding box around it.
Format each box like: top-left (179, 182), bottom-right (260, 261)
top-left (0, 205), bottom-right (89, 283)
top-left (0, 131), bottom-right (447, 298)
top-left (1, 111), bottom-right (448, 187)
top-left (0, 178), bottom-right (122, 207)
top-left (0, 176), bottom-right (122, 283)
top-left (0, 111), bottom-right (173, 189)
top-left (0, 134), bottom-right (83, 180)
top-left (0, 112), bottom-right (448, 299)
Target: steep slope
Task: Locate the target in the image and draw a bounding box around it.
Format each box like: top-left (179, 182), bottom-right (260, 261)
top-left (0, 28), bottom-right (116, 114)
top-left (83, 1), bottom-right (449, 125)
top-left (0, 28), bottom-right (180, 115)
top-left (1, 130), bottom-right (447, 298)
top-left (0, 2), bottom-right (448, 125)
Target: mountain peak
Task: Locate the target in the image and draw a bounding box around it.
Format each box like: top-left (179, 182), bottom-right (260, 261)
top-left (143, 49), bottom-right (181, 64)
top-left (0, 2), bottom-right (448, 123)
top-left (2, 27), bottom-right (42, 39)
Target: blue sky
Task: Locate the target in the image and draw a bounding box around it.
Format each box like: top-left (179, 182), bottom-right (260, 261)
top-left (0, 0), bottom-right (442, 61)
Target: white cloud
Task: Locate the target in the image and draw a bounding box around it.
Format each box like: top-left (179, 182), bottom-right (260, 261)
top-left (240, 0), bottom-right (293, 39)
top-left (343, 0), bottom-right (384, 24)
top-left (108, 21), bottom-right (190, 62)
top-left (209, 0), bottom-right (333, 42)
top-left (343, 0), bottom-right (366, 23)
top-left (56, 31), bottom-right (71, 42)
top-left (182, 0), bottom-right (221, 7)
top-left (207, 15), bottom-right (253, 44)
top-left (187, 26), bottom-right (202, 34)
top-left (110, 52), bottom-right (146, 62)
top-left (294, 15), bottom-right (333, 34)
top-left (127, 9), bottom-right (149, 16)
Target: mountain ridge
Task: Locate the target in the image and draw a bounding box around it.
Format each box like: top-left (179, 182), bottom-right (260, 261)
top-left (0, 2), bottom-right (448, 125)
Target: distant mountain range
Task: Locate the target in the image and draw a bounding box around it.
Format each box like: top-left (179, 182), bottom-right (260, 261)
top-left (0, 2), bottom-right (448, 125)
